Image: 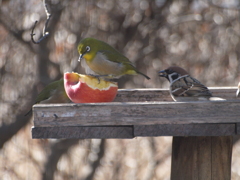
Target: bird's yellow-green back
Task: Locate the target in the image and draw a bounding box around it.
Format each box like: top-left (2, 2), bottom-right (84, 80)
top-left (35, 79), bottom-right (69, 104)
top-left (78, 38), bottom-right (130, 63)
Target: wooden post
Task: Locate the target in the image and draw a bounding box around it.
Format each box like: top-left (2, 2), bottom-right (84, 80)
top-left (171, 136), bottom-right (233, 180)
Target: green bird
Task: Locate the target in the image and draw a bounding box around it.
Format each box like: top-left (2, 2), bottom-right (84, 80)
top-left (25, 79), bottom-right (71, 116)
top-left (77, 37), bottom-right (150, 80)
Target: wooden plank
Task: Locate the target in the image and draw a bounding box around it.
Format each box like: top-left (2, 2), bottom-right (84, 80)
top-left (209, 87), bottom-right (237, 100)
top-left (134, 124), bottom-right (236, 136)
top-left (31, 124), bottom-right (236, 139)
top-left (171, 136), bottom-right (232, 180)
top-left (197, 137), bottom-right (212, 180)
top-left (236, 123), bottom-right (240, 135)
top-left (114, 87), bottom-right (238, 102)
top-left (32, 126), bottom-right (133, 139)
top-left (114, 88), bottom-right (172, 102)
top-left (171, 137), bottom-right (211, 180)
top-left (33, 100), bottom-right (240, 127)
top-left (211, 136), bottom-right (232, 180)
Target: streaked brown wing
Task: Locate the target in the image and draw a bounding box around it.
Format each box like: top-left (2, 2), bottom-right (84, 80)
top-left (171, 75), bottom-right (212, 97)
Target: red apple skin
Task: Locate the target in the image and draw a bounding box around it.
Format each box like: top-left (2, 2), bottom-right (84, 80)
top-left (64, 72), bottom-right (118, 103)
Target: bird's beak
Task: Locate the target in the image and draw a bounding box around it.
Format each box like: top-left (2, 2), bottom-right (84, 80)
top-left (78, 54), bottom-right (83, 62)
top-left (158, 70), bottom-right (167, 77)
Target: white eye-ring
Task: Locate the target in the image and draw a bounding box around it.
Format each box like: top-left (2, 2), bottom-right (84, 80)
top-left (86, 46), bottom-right (90, 52)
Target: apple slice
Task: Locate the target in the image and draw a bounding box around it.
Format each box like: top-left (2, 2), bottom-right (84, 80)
top-left (64, 72), bottom-right (118, 103)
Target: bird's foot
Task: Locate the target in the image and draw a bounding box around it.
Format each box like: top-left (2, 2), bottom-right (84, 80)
top-left (87, 74), bottom-right (103, 83)
top-left (87, 74), bottom-right (115, 83)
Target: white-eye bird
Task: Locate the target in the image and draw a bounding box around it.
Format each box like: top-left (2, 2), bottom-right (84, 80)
top-left (77, 37), bottom-right (150, 80)
top-left (25, 79), bottom-right (71, 116)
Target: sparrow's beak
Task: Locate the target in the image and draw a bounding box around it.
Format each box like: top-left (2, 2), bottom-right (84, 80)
top-left (78, 54), bottom-right (83, 62)
top-left (158, 70), bottom-right (167, 77)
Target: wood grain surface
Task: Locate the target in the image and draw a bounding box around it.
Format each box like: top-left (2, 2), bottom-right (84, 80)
top-left (32, 126), bottom-right (133, 139)
top-left (32, 88), bottom-right (240, 137)
top-left (33, 100), bottom-right (240, 127)
top-left (171, 136), bottom-right (232, 180)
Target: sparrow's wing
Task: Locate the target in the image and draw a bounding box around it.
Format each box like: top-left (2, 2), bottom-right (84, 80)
top-left (171, 75), bottom-right (212, 97)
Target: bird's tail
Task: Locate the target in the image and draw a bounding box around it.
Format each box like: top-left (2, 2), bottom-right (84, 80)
top-left (137, 71), bottom-right (150, 80)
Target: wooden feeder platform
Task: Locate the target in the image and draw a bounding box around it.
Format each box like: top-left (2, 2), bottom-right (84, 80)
top-left (32, 87), bottom-right (239, 180)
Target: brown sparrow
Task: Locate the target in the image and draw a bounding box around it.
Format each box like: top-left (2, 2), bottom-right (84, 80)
top-left (159, 66), bottom-right (213, 101)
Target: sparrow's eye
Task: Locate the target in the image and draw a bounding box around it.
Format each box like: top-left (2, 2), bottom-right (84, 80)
top-left (171, 74), bottom-right (179, 80)
top-left (168, 70), bottom-right (174, 74)
top-left (86, 46), bottom-right (90, 52)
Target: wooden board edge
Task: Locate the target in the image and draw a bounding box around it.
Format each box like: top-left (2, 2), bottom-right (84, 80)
top-left (32, 126), bottom-right (134, 139)
top-left (134, 124), bottom-right (236, 136)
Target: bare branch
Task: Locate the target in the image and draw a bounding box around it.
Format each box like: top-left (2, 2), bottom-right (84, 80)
top-left (0, 85), bottom-right (37, 149)
top-left (31, 0), bottom-right (52, 44)
top-left (42, 139), bottom-right (80, 180)
top-left (208, 0), bottom-right (240, 10)
top-left (85, 140), bottom-right (106, 180)
top-left (0, 18), bottom-right (35, 53)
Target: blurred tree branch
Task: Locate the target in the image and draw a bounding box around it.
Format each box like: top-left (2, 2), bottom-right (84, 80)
top-left (145, 137), bottom-right (157, 180)
top-left (0, 115), bottom-right (31, 149)
top-left (31, 0), bottom-right (51, 44)
top-left (85, 140), bottom-right (106, 180)
top-left (208, 0), bottom-right (240, 10)
top-left (0, 0), bottom-right (65, 148)
top-left (0, 85), bottom-right (37, 149)
top-left (42, 139), bottom-right (80, 180)
top-left (35, 0), bottom-right (66, 84)
top-left (0, 17), bottom-right (34, 53)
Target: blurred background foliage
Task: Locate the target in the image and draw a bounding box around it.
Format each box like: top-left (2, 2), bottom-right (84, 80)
top-left (0, 0), bottom-right (240, 179)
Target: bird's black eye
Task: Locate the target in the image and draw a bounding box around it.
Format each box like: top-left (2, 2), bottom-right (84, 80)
top-left (166, 69), bottom-right (173, 74)
top-left (171, 74), bottom-right (179, 80)
top-left (86, 46), bottom-right (90, 52)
